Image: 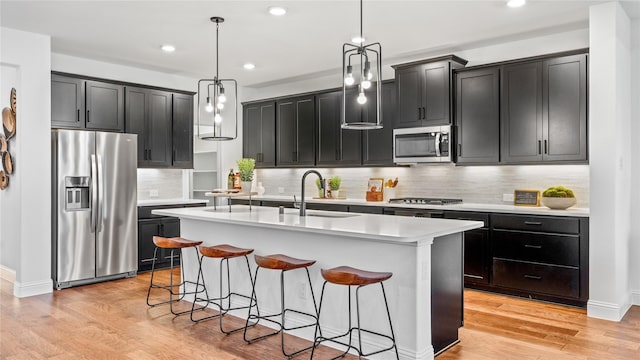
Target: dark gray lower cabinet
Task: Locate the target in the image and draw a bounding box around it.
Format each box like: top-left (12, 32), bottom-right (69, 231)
top-left (138, 217), bottom-right (180, 272)
top-left (455, 68), bottom-right (500, 164)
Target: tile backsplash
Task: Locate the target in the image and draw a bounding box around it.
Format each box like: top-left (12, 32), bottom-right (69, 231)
top-left (255, 165), bottom-right (590, 207)
top-left (137, 169), bottom-right (185, 200)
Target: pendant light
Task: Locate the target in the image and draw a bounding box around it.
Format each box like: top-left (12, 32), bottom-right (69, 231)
top-left (197, 16), bottom-right (238, 141)
top-left (342, 0), bottom-right (382, 130)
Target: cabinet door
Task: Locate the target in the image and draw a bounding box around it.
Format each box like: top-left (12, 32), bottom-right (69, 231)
top-left (362, 82), bottom-right (396, 166)
top-left (243, 101), bottom-right (275, 167)
top-left (146, 90), bottom-right (173, 168)
top-left (276, 96), bottom-right (315, 167)
top-left (455, 68), bottom-right (500, 164)
top-left (422, 61), bottom-right (451, 126)
top-left (543, 54), bottom-right (587, 162)
top-left (85, 80), bottom-right (124, 132)
top-left (395, 66), bottom-right (423, 128)
top-left (172, 93), bottom-right (194, 168)
top-left (138, 219), bottom-right (160, 272)
top-left (125, 87), bottom-right (148, 166)
top-left (463, 229), bottom-right (490, 285)
top-left (501, 61), bottom-right (543, 163)
top-left (51, 75), bottom-right (85, 129)
top-left (316, 91), bottom-right (362, 166)
top-left (160, 218), bottom-right (181, 264)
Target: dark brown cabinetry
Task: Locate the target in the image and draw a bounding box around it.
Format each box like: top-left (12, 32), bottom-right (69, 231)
top-left (52, 75), bottom-right (124, 132)
top-left (276, 96), bottom-right (315, 167)
top-left (454, 68), bottom-right (500, 164)
top-left (501, 54), bottom-right (587, 163)
top-left (243, 101), bottom-right (276, 168)
top-left (393, 56), bottom-right (467, 128)
top-left (316, 91), bottom-right (362, 166)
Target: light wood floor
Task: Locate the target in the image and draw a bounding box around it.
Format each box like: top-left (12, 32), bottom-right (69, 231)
top-left (1, 270), bottom-right (639, 359)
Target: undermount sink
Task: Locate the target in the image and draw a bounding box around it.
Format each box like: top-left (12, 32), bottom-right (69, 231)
top-left (305, 212), bottom-right (358, 219)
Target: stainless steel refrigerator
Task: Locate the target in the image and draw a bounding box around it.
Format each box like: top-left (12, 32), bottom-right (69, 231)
top-left (52, 130), bottom-right (137, 289)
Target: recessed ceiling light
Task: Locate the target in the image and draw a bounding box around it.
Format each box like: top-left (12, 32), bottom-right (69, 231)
top-left (243, 63), bottom-right (256, 70)
top-left (268, 6), bottom-right (287, 16)
top-left (506, 0), bottom-right (526, 8)
top-left (161, 44), bottom-right (176, 52)
top-left (351, 36), bottom-right (366, 44)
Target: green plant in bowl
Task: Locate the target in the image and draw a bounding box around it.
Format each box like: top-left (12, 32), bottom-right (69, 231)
top-left (236, 158), bottom-right (255, 181)
top-left (541, 186), bottom-right (576, 209)
top-left (329, 176), bottom-right (341, 191)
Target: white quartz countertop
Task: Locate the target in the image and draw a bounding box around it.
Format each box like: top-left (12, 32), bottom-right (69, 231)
top-left (138, 198), bottom-right (208, 207)
top-left (237, 195), bottom-right (590, 217)
top-left (152, 205), bottom-right (483, 244)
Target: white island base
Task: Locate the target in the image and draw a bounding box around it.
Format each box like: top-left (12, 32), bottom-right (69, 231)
top-left (153, 205), bottom-right (483, 360)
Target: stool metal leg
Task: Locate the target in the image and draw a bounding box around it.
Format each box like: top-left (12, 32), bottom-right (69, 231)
top-left (380, 283), bottom-right (400, 360)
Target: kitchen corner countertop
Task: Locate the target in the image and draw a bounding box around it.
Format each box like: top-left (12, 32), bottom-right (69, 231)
top-left (236, 195), bottom-right (590, 217)
top-left (152, 205), bottom-right (483, 244)
top-left (137, 198), bottom-right (208, 207)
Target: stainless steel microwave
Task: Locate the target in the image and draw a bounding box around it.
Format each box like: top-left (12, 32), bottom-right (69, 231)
top-left (393, 125), bottom-right (451, 163)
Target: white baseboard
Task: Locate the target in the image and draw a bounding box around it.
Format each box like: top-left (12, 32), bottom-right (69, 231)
top-left (632, 289), bottom-right (640, 306)
top-left (0, 265), bottom-right (16, 283)
top-left (13, 278), bottom-right (53, 298)
top-left (587, 298), bottom-right (632, 321)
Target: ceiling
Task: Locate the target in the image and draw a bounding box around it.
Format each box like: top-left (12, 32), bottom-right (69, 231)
top-left (2, 0), bottom-right (634, 87)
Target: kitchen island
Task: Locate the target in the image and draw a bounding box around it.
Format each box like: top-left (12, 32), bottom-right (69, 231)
top-left (153, 205), bottom-right (483, 360)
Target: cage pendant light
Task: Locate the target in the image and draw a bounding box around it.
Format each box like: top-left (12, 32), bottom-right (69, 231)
top-left (342, 0), bottom-right (382, 130)
top-left (197, 16), bottom-right (238, 141)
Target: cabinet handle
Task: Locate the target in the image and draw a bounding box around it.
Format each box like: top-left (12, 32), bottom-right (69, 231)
top-left (172, 149), bottom-right (176, 162)
top-left (77, 109), bottom-right (80, 122)
top-left (524, 275), bottom-right (542, 280)
top-left (86, 110), bottom-right (90, 123)
top-left (464, 274), bottom-right (484, 280)
top-left (524, 221), bottom-right (543, 226)
top-left (458, 144), bottom-right (462, 156)
top-left (422, 107), bottom-right (426, 119)
top-left (141, 258), bottom-right (158, 263)
top-left (418, 107), bottom-right (421, 120)
top-left (524, 244), bottom-right (542, 249)
top-left (148, 149), bottom-right (152, 161)
top-left (544, 140), bottom-right (548, 154)
top-left (292, 151), bottom-right (298, 162)
top-left (538, 140), bottom-right (541, 154)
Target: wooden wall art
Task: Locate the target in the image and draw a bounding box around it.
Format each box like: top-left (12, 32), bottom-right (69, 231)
top-left (1, 87), bottom-right (16, 190)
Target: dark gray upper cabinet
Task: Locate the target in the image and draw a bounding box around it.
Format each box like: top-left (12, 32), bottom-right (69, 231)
top-left (172, 93), bottom-right (194, 168)
top-left (51, 74), bottom-right (85, 129)
top-left (362, 81), bottom-right (397, 166)
top-left (276, 95), bottom-right (315, 167)
top-left (455, 68), bottom-right (500, 164)
top-left (243, 101), bottom-right (276, 167)
top-left (316, 91), bottom-right (362, 166)
top-left (393, 56), bottom-right (467, 128)
top-left (542, 54), bottom-right (587, 162)
top-left (501, 53), bottom-right (587, 164)
top-left (85, 80), bottom-right (125, 132)
top-left (125, 87), bottom-right (172, 168)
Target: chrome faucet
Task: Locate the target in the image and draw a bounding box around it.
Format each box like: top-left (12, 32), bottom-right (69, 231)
top-left (299, 170), bottom-right (324, 216)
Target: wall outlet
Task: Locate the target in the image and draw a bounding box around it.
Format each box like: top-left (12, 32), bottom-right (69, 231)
top-left (502, 193), bottom-right (514, 202)
top-left (149, 189), bottom-right (159, 198)
top-left (278, 187), bottom-right (285, 194)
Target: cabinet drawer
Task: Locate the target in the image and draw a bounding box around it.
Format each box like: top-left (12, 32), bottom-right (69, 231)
top-left (260, 200), bottom-right (295, 208)
top-left (493, 259), bottom-right (579, 298)
top-left (491, 214), bottom-right (579, 234)
top-left (349, 205), bottom-right (384, 214)
top-left (306, 203), bottom-right (349, 212)
top-left (445, 211), bottom-right (489, 228)
top-left (493, 230), bottom-right (579, 267)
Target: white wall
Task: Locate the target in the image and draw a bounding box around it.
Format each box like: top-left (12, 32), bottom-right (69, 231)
top-left (587, 2), bottom-right (632, 321)
top-left (0, 27), bottom-right (53, 296)
top-left (629, 18), bottom-right (640, 305)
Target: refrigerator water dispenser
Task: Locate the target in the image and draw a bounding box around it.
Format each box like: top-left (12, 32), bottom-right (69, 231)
top-left (65, 176), bottom-right (90, 210)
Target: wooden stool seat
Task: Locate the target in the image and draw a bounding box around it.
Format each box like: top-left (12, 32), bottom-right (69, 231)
top-left (321, 266), bottom-right (392, 286)
top-left (254, 254), bottom-right (316, 271)
top-left (152, 236), bottom-right (202, 249)
top-left (199, 244), bottom-right (254, 258)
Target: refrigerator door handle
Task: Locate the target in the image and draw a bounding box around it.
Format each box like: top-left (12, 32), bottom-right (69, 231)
top-left (96, 154), bottom-right (104, 233)
top-left (90, 154), bottom-right (97, 233)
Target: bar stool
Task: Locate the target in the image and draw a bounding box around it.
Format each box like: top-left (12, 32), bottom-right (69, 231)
top-left (190, 244), bottom-right (258, 334)
top-left (243, 254), bottom-right (319, 358)
top-left (310, 266), bottom-right (399, 360)
top-left (146, 236), bottom-right (206, 316)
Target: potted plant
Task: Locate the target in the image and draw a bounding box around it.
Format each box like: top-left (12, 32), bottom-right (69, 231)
top-left (329, 176), bottom-right (341, 198)
top-left (315, 178), bottom-right (324, 198)
top-left (236, 158), bottom-right (255, 193)
top-left (541, 186), bottom-right (576, 209)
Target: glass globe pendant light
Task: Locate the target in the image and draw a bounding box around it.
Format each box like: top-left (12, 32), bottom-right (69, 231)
top-left (197, 16), bottom-right (238, 141)
top-left (341, 0), bottom-right (382, 130)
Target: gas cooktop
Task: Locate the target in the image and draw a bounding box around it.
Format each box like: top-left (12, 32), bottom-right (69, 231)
top-left (388, 197), bottom-right (463, 205)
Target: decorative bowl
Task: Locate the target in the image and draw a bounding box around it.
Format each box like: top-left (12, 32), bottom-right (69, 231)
top-left (541, 197), bottom-right (576, 210)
